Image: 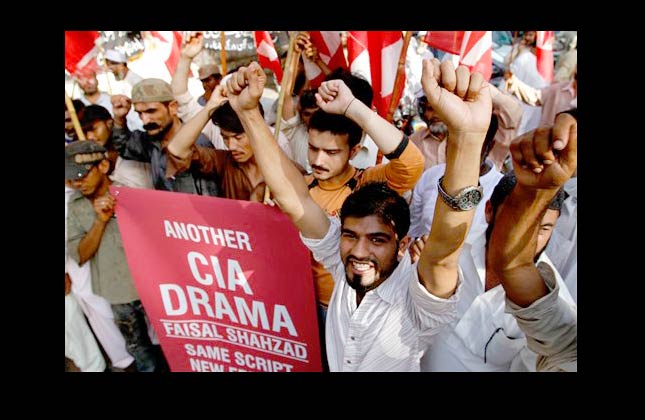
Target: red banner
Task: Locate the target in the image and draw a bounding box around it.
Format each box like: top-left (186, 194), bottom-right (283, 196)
top-left (65, 31), bottom-right (100, 74)
top-left (113, 186), bottom-right (322, 372)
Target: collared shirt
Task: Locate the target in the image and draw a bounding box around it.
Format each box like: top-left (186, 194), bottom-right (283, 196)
top-left (66, 186), bottom-right (140, 305)
top-left (300, 216), bottom-right (461, 372)
top-left (409, 160), bottom-right (503, 243)
top-left (420, 250), bottom-right (576, 372)
top-left (304, 141), bottom-right (425, 306)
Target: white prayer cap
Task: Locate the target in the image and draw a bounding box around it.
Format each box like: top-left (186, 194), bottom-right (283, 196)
top-left (105, 49), bottom-right (127, 64)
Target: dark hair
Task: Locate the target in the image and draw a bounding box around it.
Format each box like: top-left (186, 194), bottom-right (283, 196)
top-left (324, 68), bottom-right (373, 108)
top-left (485, 171), bottom-right (565, 244)
top-left (340, 182), bottom-right (410, 241)
top-left (79, 104), bottom-right (112, 127)
top-left (211, 102), bottom-right (244, 134)
top-left (308, 109), bottom-right (363, 149)
top-left (299, 89), bottom-right (318, 110)
top-left (66, 99), bottom-right (85, 113)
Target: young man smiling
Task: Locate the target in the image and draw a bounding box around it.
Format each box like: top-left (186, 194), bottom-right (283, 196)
top-left (223, 59), bottom-right (492, 371)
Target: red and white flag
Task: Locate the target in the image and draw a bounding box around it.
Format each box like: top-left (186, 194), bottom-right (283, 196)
top-left (65, 31), bottom-right (100, 74)
top-left (458, 31), bottom-right (492, 81)
top-left (536, 31), bottom-right (555, 82)
top-left (346, 31), bottom-right (405, 118)
top-left (254, 31), bottom-right (283, 84)
top-left (424, 31), bottom-right (492, 81)
top-left (149, 31), bottom-right (183, 76)
top-left (303, 31), bottom-right (348, 88)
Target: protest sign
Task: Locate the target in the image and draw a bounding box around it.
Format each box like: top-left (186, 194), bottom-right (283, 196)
top-left (113, 186), bottom-right (322, 372)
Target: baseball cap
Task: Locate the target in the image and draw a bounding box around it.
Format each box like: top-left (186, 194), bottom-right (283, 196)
top-left (65, 141), bottom-right (107, 180)
top-left (198, 64), bottom-right (222, 81)
top-left (131, 78), bottom-right (175, 103)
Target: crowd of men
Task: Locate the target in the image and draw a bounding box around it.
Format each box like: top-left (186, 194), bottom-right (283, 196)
top-left (65, 31), bottom-right (577, 372)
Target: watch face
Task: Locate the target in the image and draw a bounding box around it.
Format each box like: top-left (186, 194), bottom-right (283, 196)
top-left (458, 187), bottom-right (483, 210)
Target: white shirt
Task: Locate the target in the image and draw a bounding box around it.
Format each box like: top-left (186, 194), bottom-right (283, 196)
top-left (300, 216), bottom-right (462, 372)
top-left (409, 160), bottom-right (503, 243)
top-left (349, 134), bottom-right (388, 169)
top-left (281, 112), bottom-right (311, 173)
top-left (420, 249), bottom-right (576, 372)
top-left (545, 177), bottom-right (577, 302)
top-left (110, 157), bottom-right (153, 190)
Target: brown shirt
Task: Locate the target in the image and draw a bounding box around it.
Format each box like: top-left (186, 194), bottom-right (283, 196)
top-left (166, 146), bottom-right (266, 202)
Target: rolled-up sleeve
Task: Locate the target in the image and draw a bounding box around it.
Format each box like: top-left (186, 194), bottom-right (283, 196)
top-left (505, 262), bottom-right (577, 372)
top-left (409, 263), bottom-right (462, 343)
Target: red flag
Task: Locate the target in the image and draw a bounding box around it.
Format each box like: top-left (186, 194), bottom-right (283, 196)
top-left (304, 31), bottom-right (348, 88)
top-left (149, 31), bottom-right (183, 76)
top-left (347, 31), bottom-right (405, 118)
top-left (424, 31), bottom-right (464, 55)
top-left (536, 31), bottom-right (555, 82)
top-left (65, 31), bottom-right (100, 74)
top-left (254, 31), bottom-right (283, 84)
top-left (458, 31), bottom-right (492, 81)
top-left (423, 31), bottom-right (492, 81)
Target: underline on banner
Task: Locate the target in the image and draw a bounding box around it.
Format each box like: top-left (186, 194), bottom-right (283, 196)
top-left (160, 318), bottom-right (307, 347)
top-left (164, 333), bottom-right (309, 363)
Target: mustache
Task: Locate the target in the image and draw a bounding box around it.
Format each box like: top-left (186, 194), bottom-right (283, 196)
top-left (310, 165), bottom-right (329, 172)
top-left (143, 123), bottom-right (161, 131)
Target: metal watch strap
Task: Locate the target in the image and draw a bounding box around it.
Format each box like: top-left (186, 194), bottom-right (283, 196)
top-left (437, 176), bottom-right (481, 211)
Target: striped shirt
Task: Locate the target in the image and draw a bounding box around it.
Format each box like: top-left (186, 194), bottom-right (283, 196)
top-left (300, 216), bottom-right (462, 372)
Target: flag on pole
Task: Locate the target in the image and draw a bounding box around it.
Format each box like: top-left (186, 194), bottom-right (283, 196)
top-left (303, 31), bottom-right (348, 88)
top-left (347, 31), bottom-right (405, 118)
top-left (65, 31), bottom-right (100, 74)
top-left (536, 31), bottom-right (555, 82)
top-left (254, 31), bottom-right (283, 84)
top-left (424, 31), bottom-right (492, 81)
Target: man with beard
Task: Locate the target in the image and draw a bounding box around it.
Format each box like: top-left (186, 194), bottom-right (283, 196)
top-left (104, 49), bottom-right (143, 98)
top-left (110, 78), bottom-right (219, 196)
top-left (224, 59), bottom-right (490, 371)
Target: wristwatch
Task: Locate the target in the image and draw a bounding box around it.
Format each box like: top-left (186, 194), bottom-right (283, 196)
top-left (437, 176), bottom-right (483, 211)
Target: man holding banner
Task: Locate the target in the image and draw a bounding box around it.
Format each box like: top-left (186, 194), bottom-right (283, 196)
top-left (223, 58), bottom-right (492, 371)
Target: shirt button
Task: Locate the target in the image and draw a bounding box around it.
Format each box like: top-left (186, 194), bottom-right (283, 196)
top-left (346, 360), bottom-right (351, 364)
top-left (350, 336), bottom-right (355, 340)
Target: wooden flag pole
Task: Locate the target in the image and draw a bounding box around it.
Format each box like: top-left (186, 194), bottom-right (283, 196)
top-left (65, 91), bottom-right (86, 140)
top-left (376, 30), bottom-right (412, 164)
top-left (263, 32), bottom-right (299, 204)
top-left (220, 32), bottom-right (228, 75)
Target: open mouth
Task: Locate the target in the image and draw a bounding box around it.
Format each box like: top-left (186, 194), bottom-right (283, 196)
top-left (350, 260), bottom-right (375, 275)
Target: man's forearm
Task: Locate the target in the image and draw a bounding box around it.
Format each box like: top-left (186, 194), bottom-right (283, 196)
top-left (77, 219), bottom-right (108, 265)
top-left (167, 106), bottom-right (213, 159)
top-left (418, 133), bottom-right (483, 297)
top-left (344, 100), bottom-right (403, 154)
top-left (171, 55), bottom-right (193, 96)
top-left (489, 185), bottom-right (558, 306)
